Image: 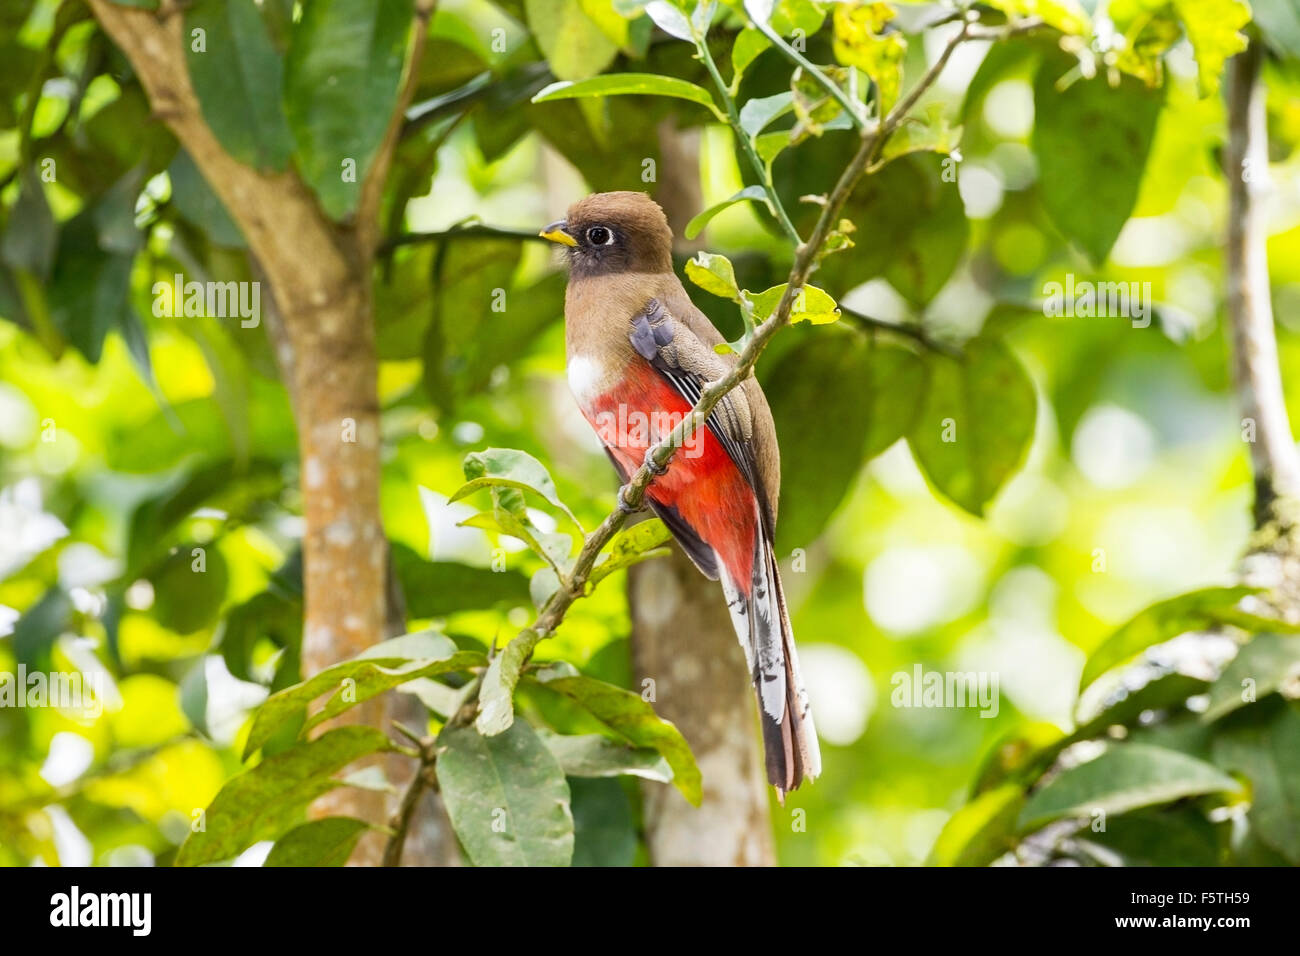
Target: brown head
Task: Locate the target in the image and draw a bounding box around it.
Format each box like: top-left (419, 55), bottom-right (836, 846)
top-left (540, 191), bottom-right (674, 278)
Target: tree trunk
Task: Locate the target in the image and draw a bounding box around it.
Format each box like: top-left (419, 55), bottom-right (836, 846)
top-left (1225, 40), bottom-right (1300, 531)
top-left (88, 0), bottom-right (449, 864)
top-left (1225, 41), bottom-right (1300, 617)
top-left (629, 548), bottom-right (776, 865)
top-left (625, 121), bottom-right (776, 867)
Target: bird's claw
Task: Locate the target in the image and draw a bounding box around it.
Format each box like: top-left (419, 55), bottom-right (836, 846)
top-left (617, 485), bottom-right (642, 515)
top-left (643, 449), bottom-right (668, 476)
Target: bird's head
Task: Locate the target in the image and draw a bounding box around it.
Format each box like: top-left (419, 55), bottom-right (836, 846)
top-left (540, 191), bottom-right (674, 278)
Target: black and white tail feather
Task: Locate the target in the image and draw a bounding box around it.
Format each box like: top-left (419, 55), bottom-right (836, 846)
top-left (718, 503), bottom-right (821, 799)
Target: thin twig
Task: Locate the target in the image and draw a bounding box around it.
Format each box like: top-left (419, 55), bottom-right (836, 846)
top-left (746, 16), bottom-right (868, 131)
top-left (357, 0), bottom-right (439, 254)
top-left (381, 733), bottom-right (437, 867)
top-left (692, 23), bottom-right (803, 244)
top-left (839, 306), bottom-right (961, 356)
top-left (379, 224), bottom-right (548, 253)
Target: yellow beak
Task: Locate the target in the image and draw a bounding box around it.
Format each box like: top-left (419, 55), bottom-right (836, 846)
top-left (540, 221), bottom-right (578, 247)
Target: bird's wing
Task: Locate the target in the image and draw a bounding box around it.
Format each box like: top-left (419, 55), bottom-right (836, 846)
top-left (628, 297), bottom-right (763, 498)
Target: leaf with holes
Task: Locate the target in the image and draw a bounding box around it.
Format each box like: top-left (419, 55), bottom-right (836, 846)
top-left (177, 727), bottom-right (393, 866)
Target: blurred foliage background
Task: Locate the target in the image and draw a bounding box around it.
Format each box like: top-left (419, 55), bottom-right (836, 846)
top-left (2, 0), bottom-right (1300, 866)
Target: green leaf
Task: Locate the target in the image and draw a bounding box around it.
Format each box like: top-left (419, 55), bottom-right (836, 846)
top-left (985, 0), bottom-right (1090, 36)
top-left (1078, 585), bottom-right (1265, 693)
top-left (529, 670), bottom-right (702, 805)
top-left (880, 103), bottom-right (962, 163)
top-left (185, 0), bottom-right (293, 171)
top-left (460, 510), bottom-right (573, 572)
top-left (452, 448), bottom-right (581, 528)
top-left (1, 171), bottom-right (56, 280)
top-left (731, 26), bottom-right (771, 80)
top-left (242, 632), bottom-right (473, 757)
top-left (588, 518), bottom-right (673, 587)
top-left (748, 283), bottom-right (840, 325)
top-left (742, 0), bottom-right (775, 26)
top-left (755, 129), bottom-right (792, 165)
top-left (303, 650), bottom-right (487, 735)
top-left (1174, 0), bottom-right (1251, 96)
top-left (283, 0), bottom-right (412, 218)
top-left (538, 729), bottom-right (674, 782)
top-left (685, 250), bottom-right (742, 301)
top-left (150, 546), bottom-right (229, 634)
top-left (1203, 633), bottom-right (1300, 723)
top-left (220, 587), bottom-right (302, 685)
top-left (475, 630), bottom-right (538, 736)
top-left (168, 150), bottom-right (245, 247)
top-left (970, 722), bottom-right (1067, 796)
top-left (574, 0), bottom-right (647, 56)
top-left (769, 337), bottom-right (923, 551)
top-left (1253, 0), bottom-right (1300, 59)
top-left (789, 65), bottom-right (851, 143)
top-left (397, 676), bottom-right (464, 718)
top-left (436, 720), bottom-right (574, 867)
top-left (1212, 697), bottom-right (1300, 864)
top-left (1073, 672), bottom-right (1210, 742)
top-left (530, 568), bottom-right (562, 609)
top-left (525, 0), bottom-right (619, 81)
top-left (570, 777), bottom-right (637, 866)
top-left (907, 336), bottom-right (1036, 516)
top-left (1033, 56), bottom-right (1163, 265)
top-left (929, 783), bottom-right (1024, 866)
top-left (176, 726), bottom-right (392, 866)
top-left (419, 241), bottom-right (563, 408)
top-left (532, 74), bottom-right (720, 117)
top-left (1075, 806), bottom-right (1223, 866)
top-left (1017, 743), bottom-right (1241, 833)
top-left (738, 91), bottom-right (793, 137)
top-left (264, 817), bottom-right (373, 866)
top-left (47, 171), bottom-right (143, 364)
top-left (179, 658), bottom-right (210, 737)
top-left (684, 186), bottom-right (768, 240)
top-left (804, 154), bottom-right (967, 306)
top-left (832, 1), bottom-right (906, 113)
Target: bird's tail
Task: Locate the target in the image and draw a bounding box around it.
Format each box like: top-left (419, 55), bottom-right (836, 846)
top-left (719, 510), bottom-right (821, 799)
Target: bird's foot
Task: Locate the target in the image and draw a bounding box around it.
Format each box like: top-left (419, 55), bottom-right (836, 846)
top-left (617, 485), bottom-right (642, 515)
top-left (642, 448), bottom-right (668, 476)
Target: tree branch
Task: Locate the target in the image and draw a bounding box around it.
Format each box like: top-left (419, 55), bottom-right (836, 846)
top-left (379, 223), bottom-right (549, 253)
top-left (839, 305), bottom-right (960, 356)
top-left (1225, 39), bottom-right (1300, 528)
top-left (381, 729), bottom-right (437, 867)
top-left (356, 0), bottom-right (438, 255)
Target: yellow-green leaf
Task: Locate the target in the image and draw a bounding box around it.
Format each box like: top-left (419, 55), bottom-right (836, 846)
top-left (832, 2), bottom-right (906, 113)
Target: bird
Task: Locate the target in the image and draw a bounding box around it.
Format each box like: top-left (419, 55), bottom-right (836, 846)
top-left (540, 191), bottom-right (821, 798)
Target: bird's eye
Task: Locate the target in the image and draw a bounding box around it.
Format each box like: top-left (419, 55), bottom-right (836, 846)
top-left (586, 226), bottom-right (612, 246)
